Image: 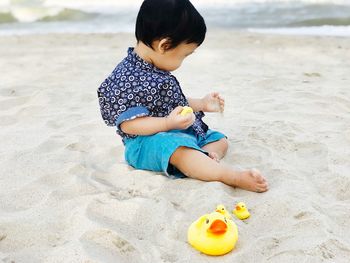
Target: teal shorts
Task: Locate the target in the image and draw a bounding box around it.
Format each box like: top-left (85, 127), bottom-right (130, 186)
top-left (123, 127), bottom-right (226, 178)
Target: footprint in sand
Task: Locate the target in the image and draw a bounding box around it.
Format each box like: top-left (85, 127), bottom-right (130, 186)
top-left (108, 188), bottom-right (145, 201)
top-left (231, 142), bottom-right (272, 167)
top-left (86, 198), bottom-right (141, 228)
top-left (65, 141), bottom-right (92, 153)
top-left (294, 141), bottom-right (329, 172)
top-left (36, 136), bottom-right (70, 153)
top-left (255, 235), bottom-right (300, 260)
top-left (326, 175), bottom-right (350, 201)
top-left (0, 176), bottom-right (52, 212)
top-left (80, 229), bottom-right (142, 263)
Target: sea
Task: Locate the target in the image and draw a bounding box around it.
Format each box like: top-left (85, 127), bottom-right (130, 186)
top-left (0, 0), bottom-right (350, 37)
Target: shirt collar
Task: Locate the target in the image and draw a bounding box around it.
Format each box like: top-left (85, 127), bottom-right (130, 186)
top-left (127, 47), bottom-right (170, 75)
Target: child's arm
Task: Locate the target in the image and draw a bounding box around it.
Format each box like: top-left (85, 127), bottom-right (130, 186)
top-left (120, 106), bottom-right (195, 136)
top-left (187, 98), bottom-right (204, 112)
top-left (188, 92), bottom-right (225, 113)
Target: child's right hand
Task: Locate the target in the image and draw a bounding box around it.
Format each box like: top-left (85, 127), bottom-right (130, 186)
top-left (165, 106), bottom-right (195, 130)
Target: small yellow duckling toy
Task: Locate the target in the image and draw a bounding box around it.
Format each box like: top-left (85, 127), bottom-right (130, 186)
top-left (233, 202), bottom-right (250, 220)
top-left (188, 211), bottom-right (238, 256)
top-left (215, 204), bottom-right (232, 219)
top-left (180, 106), bottom-right (193, 116)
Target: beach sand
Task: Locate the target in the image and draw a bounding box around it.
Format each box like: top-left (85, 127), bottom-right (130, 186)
top-left (0, 31), bottom-right (350, 262)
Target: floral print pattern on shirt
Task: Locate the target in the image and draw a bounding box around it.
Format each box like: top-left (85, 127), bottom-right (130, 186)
top-left (97, 47), bottom-right (208, 139)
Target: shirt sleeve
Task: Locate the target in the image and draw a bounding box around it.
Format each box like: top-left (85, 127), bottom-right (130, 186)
top-left (97, 77), bottom-right (151, 131)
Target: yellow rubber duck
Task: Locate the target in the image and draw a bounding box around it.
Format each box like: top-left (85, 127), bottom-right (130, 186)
top-left (180, 106), bottom-right (193, 116)
top-left (188, 211), bottom-right (238, 256)
top-left (215, 204), bottom-right (232, 219)
top-left (233, 202), bottom-right (250, 220)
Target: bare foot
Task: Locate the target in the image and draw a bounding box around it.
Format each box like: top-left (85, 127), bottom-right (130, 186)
top-left (208, 152), bottom-right (220, 162)
top-left (229, 168), bottom-right (268, 193)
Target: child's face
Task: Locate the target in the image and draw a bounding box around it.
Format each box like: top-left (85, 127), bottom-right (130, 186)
top-left (153, 41), bottom-right (198, 71)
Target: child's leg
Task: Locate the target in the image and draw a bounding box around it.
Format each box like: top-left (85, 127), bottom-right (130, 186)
top-left (201, 138), bottom-right (228, 161)
top-left (169, 146), bottom-right (268, 193)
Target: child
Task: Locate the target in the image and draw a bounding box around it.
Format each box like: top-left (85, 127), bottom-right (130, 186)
top-left (97, 0), bottom-right (268, 193)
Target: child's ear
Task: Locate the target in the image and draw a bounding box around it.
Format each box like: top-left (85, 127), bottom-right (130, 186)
top-left (158, 38), bottom-right (171, 54)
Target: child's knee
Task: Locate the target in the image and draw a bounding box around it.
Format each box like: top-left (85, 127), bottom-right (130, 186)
top-left (169, 146), bottom-right (188, 166)
top-left (219, 138), bottom-right (229, 154)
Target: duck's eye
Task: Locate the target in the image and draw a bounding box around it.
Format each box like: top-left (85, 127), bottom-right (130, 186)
top-left (224, 218), bottom-right (227, 223)
top-left (206, 219), bottom-right (209, 224)
top-left (222, 208), bottom-right (225, 210)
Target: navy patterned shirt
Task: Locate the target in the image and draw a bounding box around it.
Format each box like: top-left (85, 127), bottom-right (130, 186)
top-left (97, 47), bottom-right (208, 141)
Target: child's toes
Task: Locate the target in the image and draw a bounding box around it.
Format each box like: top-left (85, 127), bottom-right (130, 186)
top-left (255, 181), bottom-right (268, 192)
top-left (256, 186), bottom-right (268, 193)
top-left (257, 182), bottom-right (268, 190)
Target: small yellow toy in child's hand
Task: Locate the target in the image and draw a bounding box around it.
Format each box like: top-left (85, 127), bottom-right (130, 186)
top-left (233, 202), bottom-right (250, 220)
top-left (180, 106), bottom-right (193, 116)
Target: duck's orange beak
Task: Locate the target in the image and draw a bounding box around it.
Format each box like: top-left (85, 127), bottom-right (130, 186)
top-left (216, 209), bottom-right (224, 215)
top-left (208, 219), bottom-right (227, 234)
top-left (235, 205), bottom-right (241, 211)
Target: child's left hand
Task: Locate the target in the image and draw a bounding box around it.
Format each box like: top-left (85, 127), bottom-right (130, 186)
top-left (201, 92), bottom-right (225, 112)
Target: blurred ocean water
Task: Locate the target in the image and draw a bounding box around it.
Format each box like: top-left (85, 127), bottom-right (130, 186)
top-left (0, 0), bottom-right (350, 36)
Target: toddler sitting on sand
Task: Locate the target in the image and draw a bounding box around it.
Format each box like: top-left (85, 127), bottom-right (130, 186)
top-left (97, 0), bottom-right (268, 193)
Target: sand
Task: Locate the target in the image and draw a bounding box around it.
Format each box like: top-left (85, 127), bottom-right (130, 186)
top-left (0, 31), bottom-right (350, 262)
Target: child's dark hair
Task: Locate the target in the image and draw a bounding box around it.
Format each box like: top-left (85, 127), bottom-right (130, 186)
top-left (135, 0), bottom-right (206, 50)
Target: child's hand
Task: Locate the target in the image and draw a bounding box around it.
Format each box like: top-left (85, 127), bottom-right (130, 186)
top-left (201, 92), bottom-right (225, 112)
top-left (165, 106), bottom-right (195, 130)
